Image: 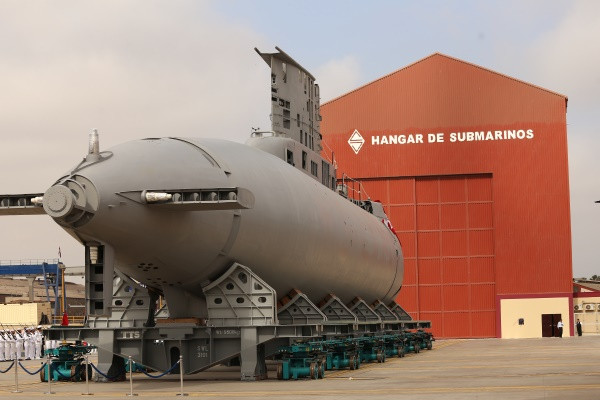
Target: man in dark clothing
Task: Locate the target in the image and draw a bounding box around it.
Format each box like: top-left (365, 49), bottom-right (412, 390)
top-left (576, 319), bottom-right (583, 336)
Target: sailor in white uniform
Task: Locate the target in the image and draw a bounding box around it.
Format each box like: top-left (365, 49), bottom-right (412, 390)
top-left (34, 327), bottom-right (43, 359)
top-left (23, 328), bottom-right (31, 360)
top-left (4, 331), bottom-right (12, 361)
top-left (15, 330), bottom-right (24, 360)
top-left (27, 328), bottom-right (34, 360)
top-left (0, 332), bottom-right (5, 362)
top-left (9, 331), bottom-right (17, 360)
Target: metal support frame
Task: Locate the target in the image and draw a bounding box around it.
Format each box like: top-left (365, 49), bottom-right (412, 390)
top-left (277, 291), bottom-right (326, 326)
top-left (46, 262), bottom-right (431, 380)
top-left (372, 300), bottom-right (397, 321)
top-left (86, 270), bottom-right (150, 329)
top-left (388, 302), bottom-right (413, 321)
top-left (318, 294), bottom-right (357, 324)
top-left (203, 263), bottom-right (277, 327)
top-left (348, 297), bottom-right (381, 324)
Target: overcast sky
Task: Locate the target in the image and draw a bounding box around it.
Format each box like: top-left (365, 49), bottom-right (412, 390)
top-left (0, 0), bottom-right (598, 280)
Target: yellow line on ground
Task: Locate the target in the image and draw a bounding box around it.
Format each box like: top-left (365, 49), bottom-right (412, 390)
top-left (404, 356), bottom-right (559, 364)
top-left (379, 361), bottom-right (600, 371)
top-left (4, 384), bottom-right (600, 397)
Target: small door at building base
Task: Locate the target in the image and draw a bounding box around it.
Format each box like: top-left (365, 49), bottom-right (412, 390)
top-left (541, 314), bottom-right (561, 337)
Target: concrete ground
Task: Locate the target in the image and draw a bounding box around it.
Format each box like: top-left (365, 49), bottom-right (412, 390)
top-left (0, 336), bottom-right (598, 399)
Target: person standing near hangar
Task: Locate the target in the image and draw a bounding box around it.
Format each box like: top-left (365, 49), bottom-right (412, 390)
top-left (557, 319), bottom-right (564, 337)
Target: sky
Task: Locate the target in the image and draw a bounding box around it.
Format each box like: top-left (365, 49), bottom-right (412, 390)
top-left (0, 0), bottom-right (598, 280)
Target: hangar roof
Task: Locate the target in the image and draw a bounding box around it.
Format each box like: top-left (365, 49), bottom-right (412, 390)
top-left (322, 53), bottom-right (568, 107)
top-left (574, 280), bottom-right (600, 292)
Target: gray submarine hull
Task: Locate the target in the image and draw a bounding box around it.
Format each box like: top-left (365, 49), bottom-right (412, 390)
top-left (49, 136), bottom-right (403, 315)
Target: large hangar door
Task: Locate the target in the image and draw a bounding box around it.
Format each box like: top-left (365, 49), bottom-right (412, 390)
top-left (363, 174), bottom-right (496, 338)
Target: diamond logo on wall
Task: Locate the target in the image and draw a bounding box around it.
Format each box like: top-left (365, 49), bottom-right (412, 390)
top-left (348, 129), bottom-right (365, 154)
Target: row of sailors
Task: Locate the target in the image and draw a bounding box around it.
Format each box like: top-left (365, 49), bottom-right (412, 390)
top-left (0, 327), bottom-right (43, 361)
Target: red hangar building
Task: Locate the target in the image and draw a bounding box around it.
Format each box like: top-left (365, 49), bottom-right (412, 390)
top-left (320, 53), bottom-right (572, 339)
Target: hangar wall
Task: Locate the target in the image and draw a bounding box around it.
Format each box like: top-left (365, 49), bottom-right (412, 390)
top-left (320, 53), bottom-right (572, 338)
top-left (500, 297), bottom-right (571, 338)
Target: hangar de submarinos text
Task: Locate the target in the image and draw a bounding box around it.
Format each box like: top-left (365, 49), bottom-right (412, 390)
top-left (367, 129), bottom-right (535, 146)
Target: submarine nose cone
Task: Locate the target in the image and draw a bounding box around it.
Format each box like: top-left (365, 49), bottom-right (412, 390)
top-left (43, 185), bottom-right (75, 218)
top-left (43, 175), bottom-right (99, 227)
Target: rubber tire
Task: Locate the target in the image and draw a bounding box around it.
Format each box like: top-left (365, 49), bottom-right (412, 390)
top-left (398, 346), bottom-right (404, 358)
top-left (427, 341), bottom-right (433, 350)
top-left (71, 365), bottom-right (78, 381)
top-left (309, 362), bottom-right (317, 379)
top-left (376, 350), bottom-right (384, 363)
top-left (40, 367), bottom-right (46, 382)
top-left (79, 362), bottom-right (92, 381)
top-left (349, 355), bottom-right (356, 370)
top-left (318, 362), bottom-right (325, 379)
top-left (320, 356), bottom-right (327, 371)
top-left (277, 363), bottom-right (283, 380)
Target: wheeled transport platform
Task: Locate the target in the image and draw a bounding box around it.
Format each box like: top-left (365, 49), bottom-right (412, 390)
top-left (47, 262), bottom-right (431, 381)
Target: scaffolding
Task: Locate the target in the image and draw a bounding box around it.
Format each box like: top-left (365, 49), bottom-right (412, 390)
top-left (0, 259), bottom-right (64, 318)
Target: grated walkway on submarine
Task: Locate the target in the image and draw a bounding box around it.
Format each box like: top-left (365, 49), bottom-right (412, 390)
top-left (1, 336), bottom-right (599, 400)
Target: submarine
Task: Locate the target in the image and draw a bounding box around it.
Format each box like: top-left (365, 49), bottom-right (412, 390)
top-left (0, 47), bottom-right (409, 379)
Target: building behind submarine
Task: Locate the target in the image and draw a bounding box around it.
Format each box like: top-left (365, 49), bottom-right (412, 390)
top-left (0, 47), bottom-right (425, 379)
top-left (319, 53), bottom-right (572, 340)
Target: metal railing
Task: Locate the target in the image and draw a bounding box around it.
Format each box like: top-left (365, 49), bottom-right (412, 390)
top-left (51, 315), bottom-right (85, 325)
top-left (0, 259), bottom-right (60, 266)
top-left (0, 351), bottom-right (187, 396)
top-left (338, 174), bottom-right (371, 203)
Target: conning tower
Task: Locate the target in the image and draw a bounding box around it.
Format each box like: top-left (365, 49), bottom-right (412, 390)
top-left (250, 47), bottom-right (337, 190)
